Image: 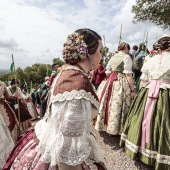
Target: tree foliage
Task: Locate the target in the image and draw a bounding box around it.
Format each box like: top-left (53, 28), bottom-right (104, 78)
top-left (53, 58), bottom-right (65, 66)
top-left (132, 0), bottom-right (170, 29)
top-left (0, 58), bottom-right (64, 89)
top-left (101, 46), bottom-right (109, 57)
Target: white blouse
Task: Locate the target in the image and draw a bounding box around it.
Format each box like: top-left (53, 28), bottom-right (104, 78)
top-left (105, 57), bottom-right (133, 74)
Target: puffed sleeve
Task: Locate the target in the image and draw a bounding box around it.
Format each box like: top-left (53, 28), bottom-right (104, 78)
top-left (123, 57), bottom-right (133, 74)
top-left (140, 62), bottom-right (149, 81)
top-left (38, 99), bottom-right (92, 166)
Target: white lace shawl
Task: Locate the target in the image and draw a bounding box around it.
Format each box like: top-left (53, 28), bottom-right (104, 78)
top-left (35, 99), bottom-right (105, 167)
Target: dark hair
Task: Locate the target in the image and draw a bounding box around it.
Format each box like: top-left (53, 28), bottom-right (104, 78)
top-left (153, 42), bottom-right (160, 51)
top-left (10, 79), bottom-right (18, 85)
top-left (63, 28), bottom-right (101, 65)
top-left (157, 37), bottom-right (170, 50)
top-left (138, 43), bottom-right (149, 54)
top-left (51, 64), bottom-right (59, 69)
top-left (133, 45), bottom-right (138, 51)
top-left (118, 42), bottom-right (130, 51)
top-left (75, 28), bottom-right (101, 54)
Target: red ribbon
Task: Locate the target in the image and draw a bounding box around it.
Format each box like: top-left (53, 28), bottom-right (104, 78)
top-left (99, 72), bottom-right (118, 125)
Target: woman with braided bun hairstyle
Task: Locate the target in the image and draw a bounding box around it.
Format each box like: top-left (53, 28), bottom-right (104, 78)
top-left (95, 42), bottom-right (135, 135)
top-left (120, 34), bottom-right (170, 170)
top-left (3, 28), bottom-right (107, 170)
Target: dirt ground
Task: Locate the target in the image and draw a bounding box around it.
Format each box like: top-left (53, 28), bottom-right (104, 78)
top-left (91, 125), bottom-right (155, 170)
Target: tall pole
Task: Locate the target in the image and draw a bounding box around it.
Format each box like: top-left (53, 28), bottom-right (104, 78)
top-left (119, 24), bottom-right (122, 44)
top-left (143, 29), bottom-right (146, 44)
top-left (103, 35), bottom-right (106, 47)
top-left (12, 54), bottom-right (21, 135)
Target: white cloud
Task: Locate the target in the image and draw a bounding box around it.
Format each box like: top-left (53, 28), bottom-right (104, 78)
top-left (0, 0), bottom-right (169, 69)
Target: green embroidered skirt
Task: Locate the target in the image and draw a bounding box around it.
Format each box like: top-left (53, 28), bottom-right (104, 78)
top-left (120, 87), bottom-right (170, 170)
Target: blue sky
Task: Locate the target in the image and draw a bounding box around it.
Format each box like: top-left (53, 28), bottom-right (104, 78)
top-left (0, 0), bottom-right (170, 69)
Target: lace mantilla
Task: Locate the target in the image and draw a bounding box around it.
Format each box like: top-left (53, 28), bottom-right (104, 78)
top-left (38, 99), bottom-right (92, 166)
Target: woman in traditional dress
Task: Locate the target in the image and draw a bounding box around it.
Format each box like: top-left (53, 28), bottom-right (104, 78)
top-left (3, 28), bottom-right (107, 170)
top-left (7, 79), bottom-right (32, 131)
top-left (95, 42), bottom-right (135, 135)
top-left (22, 88), bottom-right (38, 120)
top-left (0, 80), bottom-right (21, 142)
top-left (120, 34), bottom-right (170, 170)
top-left (0, 114), bottom-right (14, 169)
top-left (144, 42), bottom-right (160, 63)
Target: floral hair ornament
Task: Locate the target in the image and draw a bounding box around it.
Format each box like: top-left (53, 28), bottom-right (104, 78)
top-left (63, 32), bottom-right (88, 61)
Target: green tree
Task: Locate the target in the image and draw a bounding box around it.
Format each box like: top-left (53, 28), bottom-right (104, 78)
top-left (0, 73), bottom-right (11, 85)
top-left (52, 58), bottom-right (65, 66)
top-left (1, 59), bottom-right (62, 87)
top-left (132, 0), bottom-right (170, 29)
top-left (101, 46), bottom-right (109, 57)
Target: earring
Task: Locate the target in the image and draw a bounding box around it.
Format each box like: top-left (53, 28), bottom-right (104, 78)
top-left (88, 56), bottom-right (94, 70)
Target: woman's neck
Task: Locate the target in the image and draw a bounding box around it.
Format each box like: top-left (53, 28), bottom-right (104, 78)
top-left (76, 58), bottom-right (91, 74)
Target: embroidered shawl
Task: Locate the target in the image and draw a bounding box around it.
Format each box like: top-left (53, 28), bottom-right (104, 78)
top-left (51, 65), bottom-right (99, 109)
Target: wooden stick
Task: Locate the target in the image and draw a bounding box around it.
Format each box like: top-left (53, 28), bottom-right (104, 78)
top-left (103, 35), bottom-right (106, 47)
top-left (12, 54), bottom-right (21, 135)
top-left (119, 24), bottom-right (122, 44)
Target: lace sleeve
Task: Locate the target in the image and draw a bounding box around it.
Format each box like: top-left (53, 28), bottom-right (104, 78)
top-left (39, 99), bottom-right (92, 166)
top-left (123, 57), bottom-right (133, 74)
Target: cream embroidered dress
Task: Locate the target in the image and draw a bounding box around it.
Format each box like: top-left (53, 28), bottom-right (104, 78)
top-left (0, 81), bottom-right (19, 142)
top-left (24, 93), bottom-right (38, 119)
top-left (0, 81), bottom-right (15, 168)
top-left (120, 52), bottom-right (170, 170)
top-left (95, 51), bottom-right (132, 135)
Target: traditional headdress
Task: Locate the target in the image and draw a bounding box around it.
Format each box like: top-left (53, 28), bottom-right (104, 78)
top-left (62, 32), bottom-right (88, 64)
top-left (118, 42), bottom-right (130, 51)
top-left (157, 34), bottom-right (170, 50)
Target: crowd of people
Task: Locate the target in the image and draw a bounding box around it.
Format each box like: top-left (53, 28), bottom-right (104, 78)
top-left (0, 29), bottom-right (170, 170)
